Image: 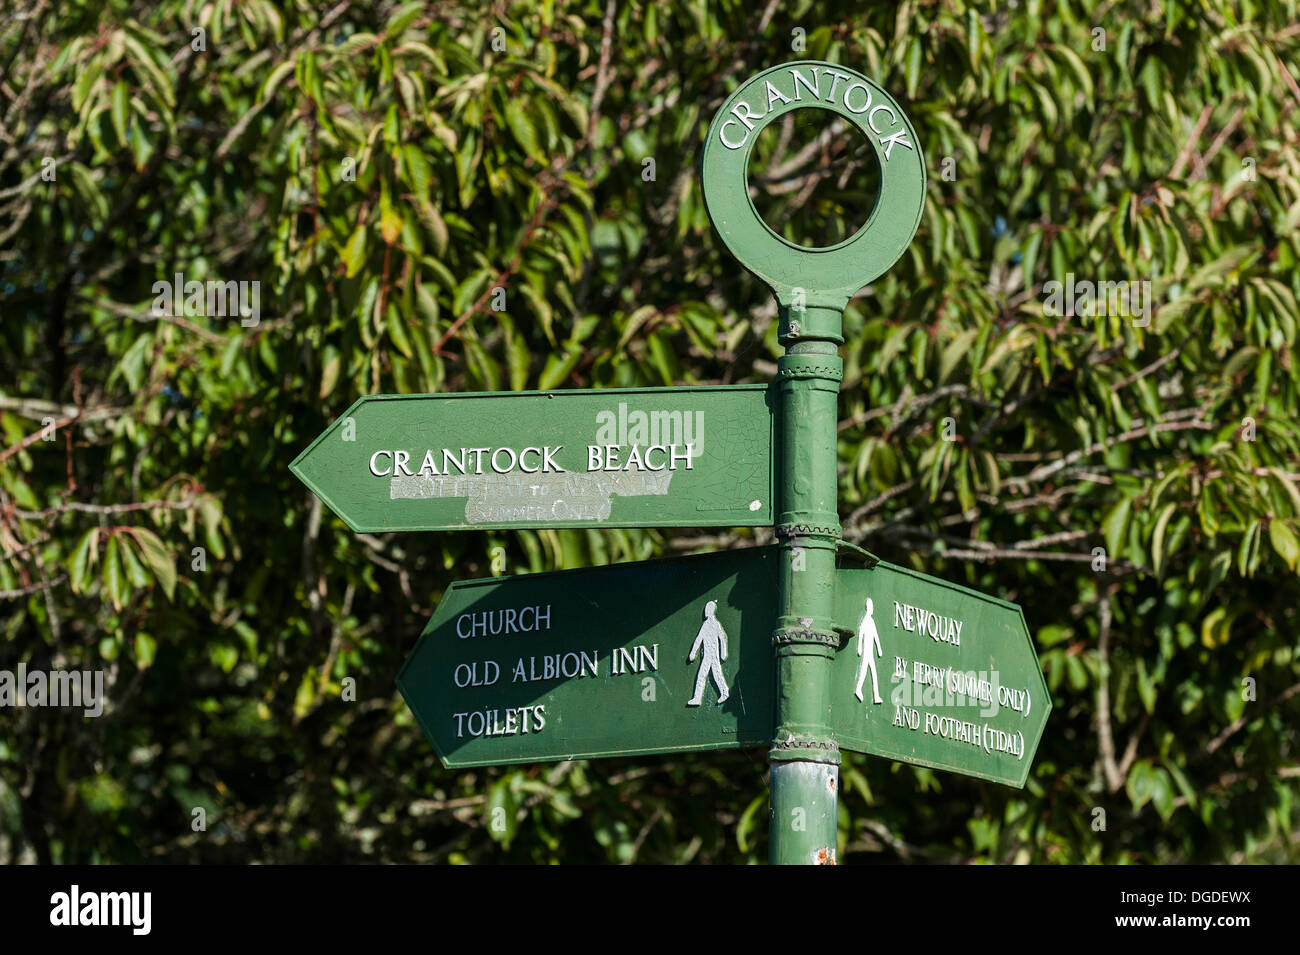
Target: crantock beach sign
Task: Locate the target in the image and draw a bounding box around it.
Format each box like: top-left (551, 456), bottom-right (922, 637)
top-left (291, 386), bottom-right (776, 531)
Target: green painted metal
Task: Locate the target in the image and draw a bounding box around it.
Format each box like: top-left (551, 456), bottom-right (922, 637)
top-left (702, 62), bottom-right (927, 865)
top-left (830, 561), bottom-right (1051, 788)
top-left (290, 385), bottom-right (776, 532)
top-left (701, 60), bottom-right (927, 341)
top-left (397, 547), bottom-right (779, 768)
top-left (769, 761), bottom-right (839, 865)
top-left (767, 349), bottom-right (843, 865)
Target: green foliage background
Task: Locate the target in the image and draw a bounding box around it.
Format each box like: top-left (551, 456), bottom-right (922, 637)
top-left (2, 0), bottom-right (1298, 864)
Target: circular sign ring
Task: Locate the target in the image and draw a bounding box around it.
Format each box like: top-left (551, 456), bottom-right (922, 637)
top-left (702, 61), bottom-right (926, 313)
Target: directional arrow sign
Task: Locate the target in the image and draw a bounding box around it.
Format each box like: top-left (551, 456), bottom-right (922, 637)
top-left (397, 547), bottom-right (778, 768)
top-left (290, 386), bottom-right (775, 531)
top-left (830, 561), bottom-right (1050, 788)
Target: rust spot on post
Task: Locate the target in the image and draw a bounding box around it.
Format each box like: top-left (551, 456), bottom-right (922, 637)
top-left (814, 847), bottom-right (836, 865)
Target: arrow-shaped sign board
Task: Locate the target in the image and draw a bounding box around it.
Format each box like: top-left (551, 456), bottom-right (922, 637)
top-left (830, 560), bottom-right (1051, 788)
top-left (290, 386), bottom-right (776, 532)
top-left (397, 548), bottom-right (778, 768)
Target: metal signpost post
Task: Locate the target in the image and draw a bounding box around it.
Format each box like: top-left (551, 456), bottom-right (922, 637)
top-left (293, 60), bottom-right (1051, 866)
top-left (701, 61), bottom-right (929, 864)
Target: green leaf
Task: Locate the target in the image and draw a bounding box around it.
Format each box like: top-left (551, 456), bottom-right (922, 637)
top-left (69, 529), bottom-right (99, 594)
top-left (938, 328), bottom-right (977, 383)
top-left (1238, 519), bottom-right (1262, 577)
top-left (415, 281), bottom-right (440, 331)
top-left (1150, 502), bottom-right (1176, 578)
top-left (333, 32), bottom-right (380, 57)
top-left (1037, 624), bottom-right (1073, 647)
top-left (905, 36), bottom-right (923, 97)
top-left (1103, 497), bottom-right (1132, 558)
top-left (134, 632), bottom-right (157, 668)
top-left (210, 643), bottom-right (238, 673)
top-left (504, 99), bottom-right (543, 161)
top-left (199, 495), bottom-right (226, 560)
top-left (110, 81), bottom-right (130, 145)
top-left (1197, 490), bottom-right (1220, 537)
top-left (296, 49), bottom-right (322, 103)
top-left (67, 161), bottom-right (108, 221)
top-left (385, 1), bottom-right (424, 38)
top-left (357, 277), bottom-right (380, 346)
top-left (103, 536), bottom-right (128, 612)
top-left (538, 346), bottom-right (582, 390)
top-left (736, 792), bottom-right (766, 854)
top-left (393, 41), bottom-right (447, 75)
top-left (518, 281), bottom-right (555, 346)
top-left (386, 304), bottom-right (413, 358)
top-left (965, 9), bottom-right (982, 71)
top-left (1154, 293), bottom-right (1201, 333)
top-left (1126, 760), bottom-right (1154, 811)
top-left (118, 535), bottom-right (151, 588)
top-left (379, 181), bottom-right (403, 245)
top-left (129, 119), bottom-right (154, 169)
top-left (343, 221), bottom-right (368, 277)
top-left (413, 198), bottom-right (448, 254)
top-left (119, 335), bottom-right (150, 392)
top-left (131, 526), bottom-right (176, 601)
top-left (1066, 653), bottom-right (1088, 691)
top-left (1161, 757), bottom-right (1198, 811)
top-left (1135, 657), bottom-right (1157, 713)
top-left (1268, 520), bottom-right (1299, 571)
top-left (645, 332), bottom-right (677, 386)
top-left (293, 670), bottom-right (316, 719)
top-left (319, 345), bottom-right (341, 399)
top-left (72, 57), bottom-right (104, 113)
top-left (503, 318), bottom-right (530, 391)
top-left (452, 268), bottom-right (492, 316)
top-left (401, 144), bottom-right (432, 198)
top-left (5, 475), bottom-right (37, 510)
top-left (1269, 467), bottom-right (1300, 516)
top-left (219, 336), bottom-right (242, 378)
top-left (122, 34), bottom-right (174, 108)
top-left (257, 59), bottom-right (296, 103)
top-left (1200, 606), bottom-right (1231, 649)
top-left (1150, 767), bottom-right (1175, 821)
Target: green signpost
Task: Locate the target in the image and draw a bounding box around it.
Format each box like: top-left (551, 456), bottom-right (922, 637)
top-left (293, 59), bottom-right (1052, 865)
top-left (701, 60), bottom-right (936, 864)
top-left (830, 561), bottom-right (1051, 789)
top-left (397, 548), bottom-right (778, 767)
top-left (290, 386), bottom-right (775, 531)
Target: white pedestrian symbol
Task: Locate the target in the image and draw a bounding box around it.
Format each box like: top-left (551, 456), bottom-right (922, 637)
top-left (687, 600), bottom-right (730, 706)
top-left (854, 597), bottom-right (883, 705)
